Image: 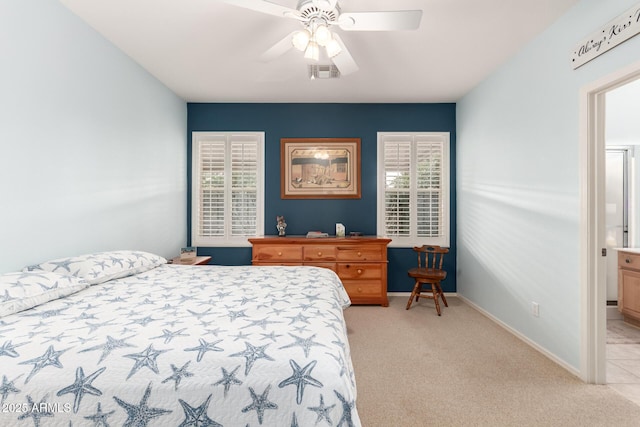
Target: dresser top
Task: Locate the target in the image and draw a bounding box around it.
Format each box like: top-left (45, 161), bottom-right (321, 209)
top-left (249, 236), bottom-right (391, 244)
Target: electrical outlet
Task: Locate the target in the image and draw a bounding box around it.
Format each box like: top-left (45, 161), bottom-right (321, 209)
top-left (532, 302), bottom-right (540, 317)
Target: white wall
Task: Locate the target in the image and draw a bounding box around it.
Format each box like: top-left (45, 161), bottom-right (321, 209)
top-left (457, 0), bottom-right (640, 370)
top-left (0, 0), bottom-right (187, 273)
top-left (607, 78), bottom-right (640, 146)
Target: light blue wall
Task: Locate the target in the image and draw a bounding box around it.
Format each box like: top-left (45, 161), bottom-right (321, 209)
top-left (0, 0), bottom-right (188, 273)
top-left (457, 0), bottom-right (640, 370)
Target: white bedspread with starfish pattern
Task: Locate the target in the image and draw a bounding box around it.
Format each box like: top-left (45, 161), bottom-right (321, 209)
top-left (0, 264), bottom-right (360, 426)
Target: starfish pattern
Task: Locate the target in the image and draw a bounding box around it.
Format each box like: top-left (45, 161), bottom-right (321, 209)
top-left (49, 258), bottom-right (74, 272)
top-left (278, 359), bottom-right (323, 404)
top-left (230, 342), bottom-right (275, 376)
top-left (161, 361), bottom-right (194, 390)
top-left (241, 385), bottom-right (278, 425)
top-left (0, 375), bottom-right (21, 405)
top-left (213, 365), bottom-right (243, 397)
top-left (123, 344), bottom-right (168, 379)
top-left (152, 328), bottom-right (188, 344)
top-left (17, 395), bottom-right (54, 427)
top-left (279, 333), bottom-right (327, 358)
top-left (334, 390), bottom-right (356, 427)
top-left (19, 345), bottom-right (67, 384)
top-left (307, 394), bottom-right (336, 425)
top-left (0, 340), bottom-right (26, 358)
top-left (84, 402), bottom-right (115, 427)
top-left (185, 338), bottom-right (224, 362)
top-left (178, 394), bottom-right (223, 427)
top-left (286, 312), bottom-right (311, 326)
top-left (243, 317), bottom-right (282, 331)
top-left (57, 366), bottom-right (106, 413)
top-left (260, 331), bottom-right (283, 342)
top-left (226, 309), bottom-right (248, 322)
top-left (80, 335), bottom-right (135, 364)
top-left (113, 382), bottom-right (172, 427)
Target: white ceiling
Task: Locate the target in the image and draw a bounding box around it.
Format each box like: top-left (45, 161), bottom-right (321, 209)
top-left (59, 0), bottom-right (580, 103)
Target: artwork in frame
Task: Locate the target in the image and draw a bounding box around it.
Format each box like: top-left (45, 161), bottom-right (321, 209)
top-left (281, 138), bottom-right (361, 199)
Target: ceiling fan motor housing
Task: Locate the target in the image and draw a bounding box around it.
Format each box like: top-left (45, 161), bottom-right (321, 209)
top-left (298, 0), bottom-right (340, 23)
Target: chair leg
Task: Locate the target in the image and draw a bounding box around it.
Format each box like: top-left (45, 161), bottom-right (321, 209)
top-left (437, 283), bottom-right (448, 307)
top-left (431, 283), bottom-right (441, 315)
top-left (406, 281), bottom-right (421, 310)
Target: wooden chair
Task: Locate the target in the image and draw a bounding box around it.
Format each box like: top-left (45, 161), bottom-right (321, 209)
top-left (406, 245), bottom-right (449, 315)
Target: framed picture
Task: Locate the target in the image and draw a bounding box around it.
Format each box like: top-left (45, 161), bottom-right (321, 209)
top-left (281, 138), bottom-right (361, 199)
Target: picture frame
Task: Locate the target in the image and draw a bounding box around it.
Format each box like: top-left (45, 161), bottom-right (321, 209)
top-left (281, 138), bottom-right (361, 199)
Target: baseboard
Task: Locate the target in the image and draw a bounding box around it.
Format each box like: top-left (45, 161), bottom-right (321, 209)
top-left (607, 305), bottom-right (623, 320)
top-left (456, 295), bottom-right (581, 378)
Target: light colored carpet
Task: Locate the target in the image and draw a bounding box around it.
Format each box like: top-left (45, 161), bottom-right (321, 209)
top-left (344, 296), bottom-right (640, 427)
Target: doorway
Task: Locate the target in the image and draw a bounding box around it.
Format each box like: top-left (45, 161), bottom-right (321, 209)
top-left (605, 148), bottom-right (629, 307)
top-left (581, 61), bottom-right (640, 384)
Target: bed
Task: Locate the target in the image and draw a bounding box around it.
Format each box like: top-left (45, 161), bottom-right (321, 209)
top-left (0, 251), bottom-right (361, 426)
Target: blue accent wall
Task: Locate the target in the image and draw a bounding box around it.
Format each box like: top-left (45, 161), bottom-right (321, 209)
top-left (187, 103), bottom-right (456, 293)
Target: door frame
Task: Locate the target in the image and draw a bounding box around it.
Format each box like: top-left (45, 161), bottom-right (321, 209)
top-left (580, 59), bottom-right (640, 384)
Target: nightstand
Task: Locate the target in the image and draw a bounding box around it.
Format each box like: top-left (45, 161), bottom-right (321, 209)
top-left (169, 256), bottom-right (212, 266)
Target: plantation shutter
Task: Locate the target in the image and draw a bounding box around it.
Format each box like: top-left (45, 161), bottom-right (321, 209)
top-left (383, 138), bottom-right (412, 236)
top-left (415, 135), bottom-right (443, 238)
top-left (192, 132), bottom-right (264, 246)
top-left (230, 137), bottom-right (258, 236)
top-left (378, 132), bottom-right (449, 246)
top-left (198, 138), bottom-right (226, 238)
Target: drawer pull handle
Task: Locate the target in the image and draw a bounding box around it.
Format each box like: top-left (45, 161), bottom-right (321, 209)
top-left (278, 252), bottom-right (282, 256)
top-left (626, 258), bottom-right (632, 264)
top-left (357, 287), bottom-right (363, 293)
top-left (357, 252), bottom-right (362, 257)
top-left (318, 251), bottom-right (322, 257)
top-left (357, 269), bottom-right (363, 275)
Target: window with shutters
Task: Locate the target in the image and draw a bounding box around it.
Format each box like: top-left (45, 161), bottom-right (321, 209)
top-left (192, 132), bottom-right (264, 246)
top-left (377, 132), bottom-right (450, 247)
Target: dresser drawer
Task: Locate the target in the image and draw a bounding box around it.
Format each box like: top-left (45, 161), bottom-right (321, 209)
top-left (253, 245), bottom-right (302, 261)
top-left (303, 246), bottom-right (337, 261)
top-left (336, 247), bottom-right (384, 262)
top-left (342, 281), bottom-right (383, 298)
top-left (337, 263), bottom-right (382, 280)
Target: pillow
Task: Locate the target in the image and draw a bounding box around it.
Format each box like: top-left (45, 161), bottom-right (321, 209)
top-left (24, 250), bottom-right (167, 285)
top-left (0, 271), bottom-right (89, 317)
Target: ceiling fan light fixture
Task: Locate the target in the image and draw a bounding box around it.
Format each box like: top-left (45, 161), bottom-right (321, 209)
top-left (304, 41), bottom-right (320, 61)
top-left (314, 24), bottom-right (332, 46)
top-left (292, 29), bottom-right (311, 51)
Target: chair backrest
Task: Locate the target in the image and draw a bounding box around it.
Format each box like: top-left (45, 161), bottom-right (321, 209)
top-left (413, 245), bottom-right (449, 270)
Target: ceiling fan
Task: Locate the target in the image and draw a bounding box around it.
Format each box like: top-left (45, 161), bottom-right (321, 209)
top-left (219, 0), bottom-right (423, 77)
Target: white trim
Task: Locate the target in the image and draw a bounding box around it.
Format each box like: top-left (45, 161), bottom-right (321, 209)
top-left (580, 60), bottom-right (640, 384)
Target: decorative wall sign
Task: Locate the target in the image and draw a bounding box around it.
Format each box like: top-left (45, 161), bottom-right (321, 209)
top-left (571, 2), bottom-right (640, 70)
top-left (281, 138), bottom-right (361, 199)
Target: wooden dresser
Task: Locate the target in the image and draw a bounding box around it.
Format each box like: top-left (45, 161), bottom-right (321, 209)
top-left (249, 236), bottom-right (391, 306)
top-left (618, 249), bottom-right (640, 326)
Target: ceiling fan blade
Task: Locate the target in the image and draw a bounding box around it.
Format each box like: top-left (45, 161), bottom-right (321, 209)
top-left (338, 10), bottom-right (423, 31)
top-left (219, 0), bottom-right (301, 20)
top-left (260, 32), bottom-right (294, 62)
top-left (330, 34), bottom-right (358, 76)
